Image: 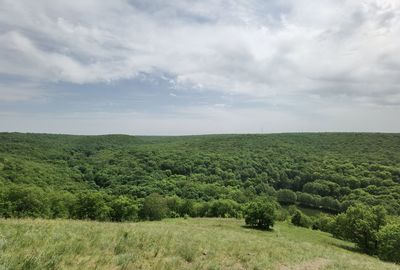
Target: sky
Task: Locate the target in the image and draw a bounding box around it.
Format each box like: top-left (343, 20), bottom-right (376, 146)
top-left (0, 0), bottom-right (400, 135)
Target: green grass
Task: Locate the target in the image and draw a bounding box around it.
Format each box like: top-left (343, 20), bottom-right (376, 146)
top-left (0, 218), bottom-right (399, 270)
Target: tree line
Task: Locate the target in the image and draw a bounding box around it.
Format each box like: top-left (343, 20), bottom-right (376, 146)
top-left (0, 185), bottom-right (243, 221)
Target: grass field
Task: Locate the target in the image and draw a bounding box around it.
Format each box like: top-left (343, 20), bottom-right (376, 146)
top-left (0, 218), bottom-right (399, 270)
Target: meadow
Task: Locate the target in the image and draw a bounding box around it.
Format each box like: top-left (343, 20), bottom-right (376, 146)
top-left (0, 218), bottom-right (399, 270)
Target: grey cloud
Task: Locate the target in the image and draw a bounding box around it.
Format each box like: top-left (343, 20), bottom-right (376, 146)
top-left (0, 0), bottom-right (400, 108)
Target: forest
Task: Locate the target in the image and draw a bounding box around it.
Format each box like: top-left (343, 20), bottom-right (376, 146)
top-left (1, 132), bottom-right (400, 262)
top-left (1, 132), bottom-right (400, 217)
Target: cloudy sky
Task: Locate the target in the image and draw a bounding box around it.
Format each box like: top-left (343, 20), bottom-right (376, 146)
top-left (0, 0), bottom-right (399, 135)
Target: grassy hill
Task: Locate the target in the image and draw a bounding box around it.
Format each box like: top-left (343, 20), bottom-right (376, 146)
top-left (0, 218), bottom-right (398, 270)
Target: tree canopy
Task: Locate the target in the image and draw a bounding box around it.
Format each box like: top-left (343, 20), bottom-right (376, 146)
top-left (1, 132), bottom-right (400, 219)
top-left (244, 198), bottom-right (276, 230)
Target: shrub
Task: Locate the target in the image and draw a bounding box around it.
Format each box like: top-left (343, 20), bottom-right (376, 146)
top-left (166, 196), bottom-right (182, 217)
top-left (49, 191), bottom-right (76, 219)
top-left (179, 199), bottom-right (195, 217)
top-left (287, 205), bottom-right (298, 215)
top-left (312, 214), bottom-right (334, 233)
top-left (377, 223), bottom-right (400, 263)
top-left (244, 198), bottom-right (276, 230)
top-left (139, 193), bottom-right (167, 221)
top-left (275, 207), bottom-right (290, 221)
top-left (193, 201), bottom-right (209, 217)
top-left (1, 185), bottom-right (50, 218)
top-left (291, 210), bottom-right (312, 228)
top-left (208, 199), bottom-right (240, 218)
top-left (74, 192), bottom-right (111, 221)
top-left (110, 196), bottom-right (139, 222)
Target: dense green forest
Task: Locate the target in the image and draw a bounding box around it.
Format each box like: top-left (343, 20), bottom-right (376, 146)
top-left (1, 132), bottom-right (400, 219)
top-left (1, 132), bottom-right (400, 262)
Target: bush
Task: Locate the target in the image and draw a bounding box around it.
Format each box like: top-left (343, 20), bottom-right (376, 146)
top-left (193, 201), bottom-right (210, 217)
top-left (1, 186), bottom-right (50, 218)
top-left (312, 214), bottom-right (334, 233)
top-left (244, 198), bottom-right (276, 230)
top-left (287, 205), bottom-right (298, 215)
top-left (49, 191), bottom-right (76, 219)
top-left (110, 196), bottom-right (139, 221)
top-left (208, 199), bottom-right (240, 218)
top-left (377, 223), bottom-right (400, 263)
top-left (291, 210), bottom-right (312, 228)
top-left (179, 199), bottom-right (195, 217)
top-left (139, 193), bottom-right (167, 221)
top-left (275, 207), bottom-right (290, 221)
top-left (74, 192), bottom-right (111, 221)
top-left (166, 196), bottom-right (182, 217)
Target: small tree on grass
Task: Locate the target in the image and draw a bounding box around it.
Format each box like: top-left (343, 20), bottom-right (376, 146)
top-left (377, 223), bottom-right (400, 263)
top-left (244, 198), bottom-right (276, 230)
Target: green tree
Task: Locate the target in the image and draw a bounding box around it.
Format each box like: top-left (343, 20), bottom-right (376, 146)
top-left (277, 189), bottom-right (297, 205)
top-left (179, 199), bottom-right (195, 217)
top-left (377, 223), bottom-right (400, 263)
top-left (244, 198), bottom-right (276, 230)
top-left (49, 191), bottom-right (76, 219)
top-left (320, 196), bottom-right (341, 213)
top-left (335, 204), bottom-right (387, 254)
top-left (74, 192), bottom-right (111, 221)
top-left (2, 185), bottom-right (50, 218)
top-left (140, 193), bottom-right (167, 221)
top-left (303, 182), bottom-right (330, 196)
top-left (297, 192), bottom-right (318, 208)
top-left (208, 199), bottom-right (240, 218)
top-left (166, 196), bottom-right (182, 217)
top-left (110, 196), bottom-right (139, 221)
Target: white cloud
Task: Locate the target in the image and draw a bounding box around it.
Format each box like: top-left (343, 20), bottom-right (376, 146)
top-left (0, 0), bottom-right (399, 102)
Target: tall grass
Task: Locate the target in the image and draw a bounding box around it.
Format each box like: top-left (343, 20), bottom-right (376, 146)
top-left (0, 218), bottom-right (399, 270)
